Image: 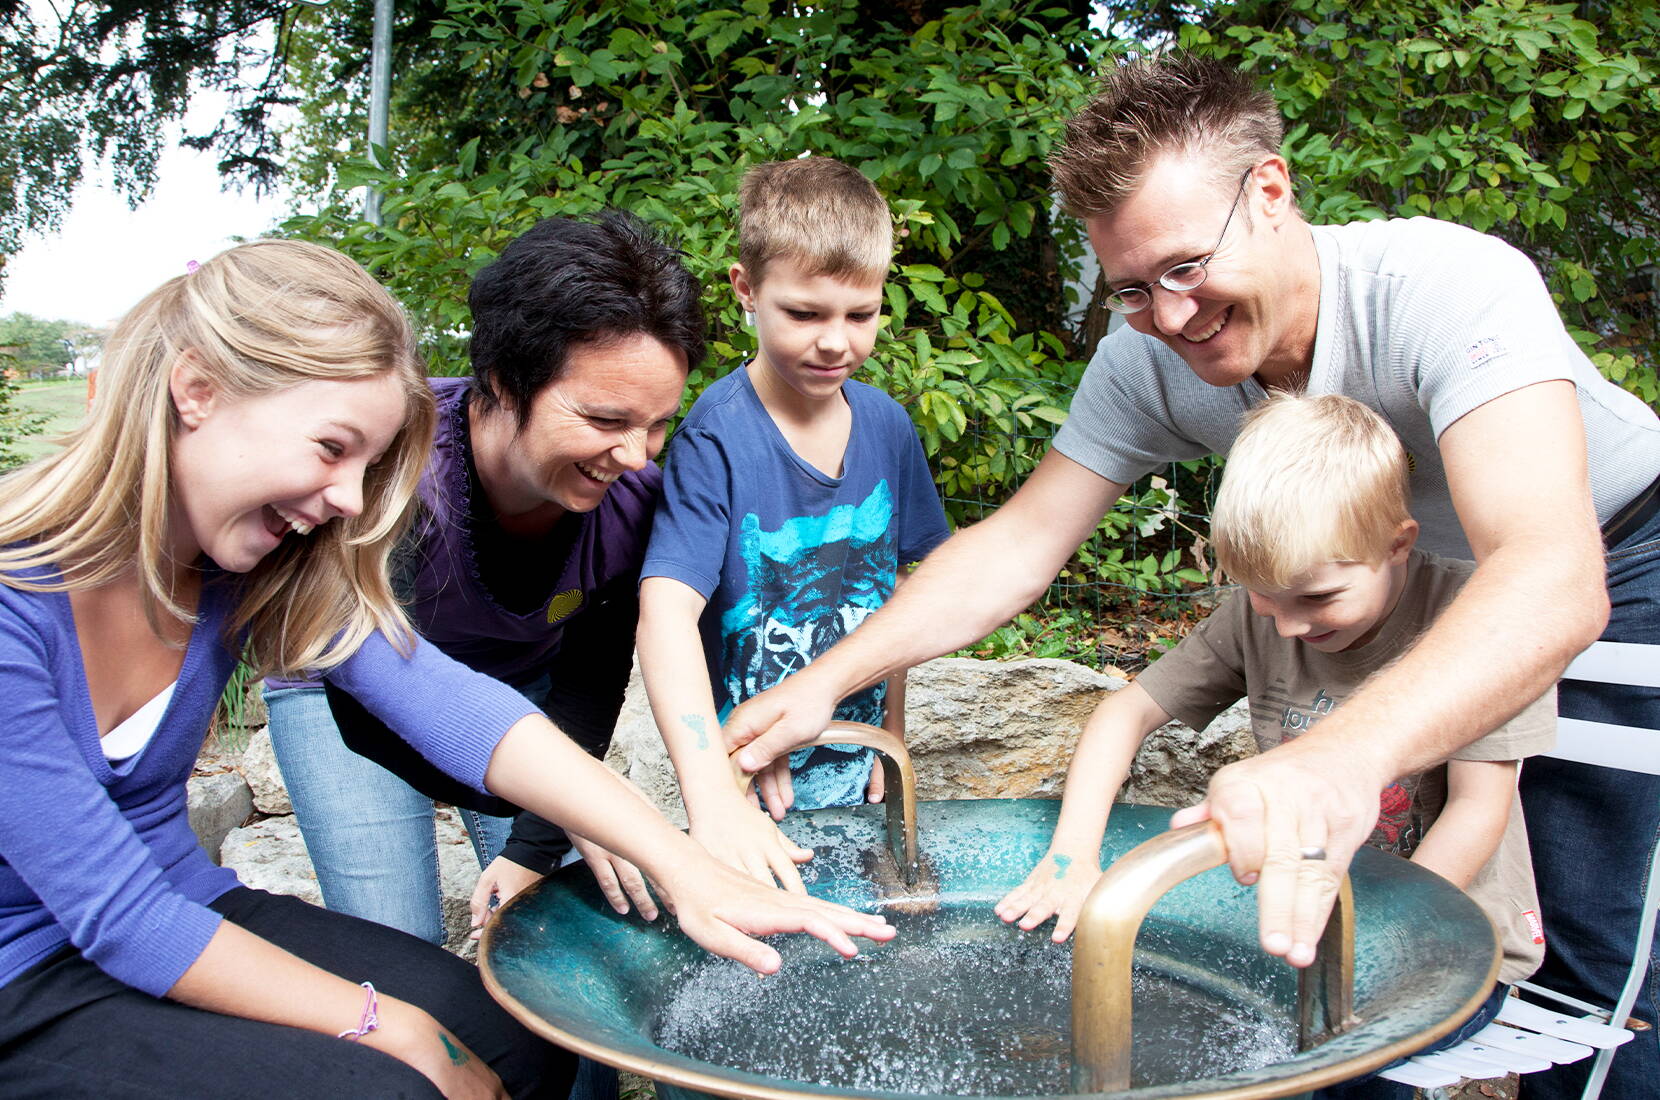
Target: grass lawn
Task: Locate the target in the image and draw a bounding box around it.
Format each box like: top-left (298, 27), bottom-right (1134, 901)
top-left (12, 378), bottom-right (90, 462)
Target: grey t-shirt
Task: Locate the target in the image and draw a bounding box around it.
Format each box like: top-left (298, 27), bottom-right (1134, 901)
top-left (1136, 551), bottom-right (1557, 984)
top-left (1054, 216), bottom-right (1660, 558)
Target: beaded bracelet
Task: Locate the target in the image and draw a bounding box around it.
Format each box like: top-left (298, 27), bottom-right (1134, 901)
top-left (337, 981), bottom-right (381, 1041)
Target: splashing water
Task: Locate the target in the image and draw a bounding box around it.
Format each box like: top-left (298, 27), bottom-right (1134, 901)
top-left (650, 908), bottom-right (1294, 1096)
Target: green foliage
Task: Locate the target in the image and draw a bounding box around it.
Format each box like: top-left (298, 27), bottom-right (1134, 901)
top-left (0, 352), bottom-right (47, 473)
top-left (211, 651), bottom-right (260, 754)
top-left (285, 0), bottom-right (1109, 527)
top-left (1180, 0), bottom-right (1660, 402)
top-left (0, 312), bottom-right (99, 378)
top-left (274, 0), bottom-right (1660, 665)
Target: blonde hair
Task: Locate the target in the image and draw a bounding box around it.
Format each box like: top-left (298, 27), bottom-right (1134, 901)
top-left (738, 157), bottom-right (892, 288)
top-left (1211, 393), bottom-right (1411, 591)
top-left (0, 239), bottom-right (435, 676)
top-left (1051, 54), bottom-right (1284, 219)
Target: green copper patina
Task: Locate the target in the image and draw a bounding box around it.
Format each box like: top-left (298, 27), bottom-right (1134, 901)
top-left (482, 799), bottom-right (1498, 1100)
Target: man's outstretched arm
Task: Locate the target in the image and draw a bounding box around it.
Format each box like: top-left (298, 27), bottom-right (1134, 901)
top-left (725, 448), bottom-right (1126, 768)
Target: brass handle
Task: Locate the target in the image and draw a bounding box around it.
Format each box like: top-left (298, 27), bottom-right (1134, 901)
top-left (734, 720), bottom-right (919, 885)
top-left (1070, 822), bottom-right (1356, 1092)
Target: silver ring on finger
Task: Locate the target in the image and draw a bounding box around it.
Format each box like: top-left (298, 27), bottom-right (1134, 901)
top-left (1298, 845), bottom-right (1328, 861)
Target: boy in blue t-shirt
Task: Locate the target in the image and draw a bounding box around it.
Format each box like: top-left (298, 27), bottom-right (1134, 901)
top-left (640, 157), bottom-right (950, 891)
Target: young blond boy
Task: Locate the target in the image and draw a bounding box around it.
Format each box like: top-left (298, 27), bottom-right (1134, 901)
top-left (998, 393), bottom-right (1554, 997)
top-left (638, 158), bottom-right (950, 890)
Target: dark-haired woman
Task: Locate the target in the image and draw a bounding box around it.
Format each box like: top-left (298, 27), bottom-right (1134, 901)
top-left (265, 213), bottom-right (705, 954)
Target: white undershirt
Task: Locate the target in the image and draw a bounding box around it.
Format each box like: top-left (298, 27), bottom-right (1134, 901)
top-left (101, 681), bottom-right (177, 762)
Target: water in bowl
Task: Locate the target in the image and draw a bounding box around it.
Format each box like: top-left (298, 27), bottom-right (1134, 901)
top-left (650, 907), bottom-right (1294, 1096)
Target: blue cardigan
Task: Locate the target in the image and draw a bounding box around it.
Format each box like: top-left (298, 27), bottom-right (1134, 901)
top-left (0, 565), bottom-right (537, 996)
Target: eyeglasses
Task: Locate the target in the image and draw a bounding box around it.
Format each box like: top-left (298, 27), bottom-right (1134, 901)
top-left (1103, 169), bottom-right (1254, 315)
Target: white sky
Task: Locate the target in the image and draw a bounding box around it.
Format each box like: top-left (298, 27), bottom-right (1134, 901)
top-left (3, 1), bottom-right (304, 328)
top-left (1, 101), bottom-right (296, 328)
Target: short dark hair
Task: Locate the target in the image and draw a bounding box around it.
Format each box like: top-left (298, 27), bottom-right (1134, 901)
top-left (467, 211), bottom-right (705, 426)
top-left (1050, 54), bottom-right (1284, 218)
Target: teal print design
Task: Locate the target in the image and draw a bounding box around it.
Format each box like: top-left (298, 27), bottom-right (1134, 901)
top-left (715, 479), bottom-right (900, 810)
top-left (684, 714), bottom-right (709, 750)
top-left (1051, 854), bottom-right (1073, 880)
top-left (441, 1031), bottom-right (470, 1066)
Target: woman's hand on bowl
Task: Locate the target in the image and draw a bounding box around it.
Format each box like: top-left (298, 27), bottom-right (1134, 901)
top-left (664, 858), bottom-right (895, 975)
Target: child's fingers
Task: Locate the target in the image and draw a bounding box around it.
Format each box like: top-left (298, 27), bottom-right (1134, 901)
top-left (1053, 902), bottom-right (1084, 943)
top-left (866, 757), bottom-right (885, 803)
top-left (775, 761), bottom-right (796, 812)
top-left (682, 913), bottom-right (783, 975)
top-left (766, 850), bottom-right (808, 894)
top-left (993, 885), bottom-right (1031, 922)
top-left (758, 761), bottom-right (790, 821)
top-left (1016, 894), bottom-right (1058, 931)
top-left (994, 867), bottom-right (1050, 920)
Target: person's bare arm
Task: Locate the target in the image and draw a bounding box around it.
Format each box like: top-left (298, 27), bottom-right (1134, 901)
top-left (1411, 760), bottom-right (1518, 889)
top-left (726, 449), bottom-right (1126, 770)
top-left (637, 576), bottom-right (814, 891)
top-left (994, 682), bottom-right (1173, 942)
top-left (483, 711), bottom-right (894, 972)
top-left (1176, 380), bottom-right (1608, 966)
top-left (173, 923), bottom-right (507, 1099)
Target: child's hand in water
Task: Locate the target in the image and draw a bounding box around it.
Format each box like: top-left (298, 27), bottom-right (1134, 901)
top-left (993, 848), bottom-right (1103, 943)
top-left (689, 794), bottom-right (815, 894)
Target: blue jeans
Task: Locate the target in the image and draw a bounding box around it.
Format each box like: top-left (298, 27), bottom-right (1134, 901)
top-left (1519, 505), bottom-right (1660, 1100)
top-left (264, 684), bottom-right (514, 947)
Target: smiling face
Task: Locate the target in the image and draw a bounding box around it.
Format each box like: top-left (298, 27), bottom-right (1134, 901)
top-left (169, 365), bottom-right (407, 573)
top-left (732, 255), bottom-right (884, 412)
top-left (475, 331), bottom-right (688, 525)
top-left (1086, 153), bottom-right (1319, 390)
top-left (1243, 548), bottom-right (1412, 654)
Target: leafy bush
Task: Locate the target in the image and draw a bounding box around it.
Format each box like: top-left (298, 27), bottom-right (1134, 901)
top-left (285, 0), bottom-right (1109, 533)
top-left (0, 355), bottom-right (48, 473)
top-left (1183, 0), bottom-right (1660, 402)
top-left (280, 0), bottom-right (1660, 663)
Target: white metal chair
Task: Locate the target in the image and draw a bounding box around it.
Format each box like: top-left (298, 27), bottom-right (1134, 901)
top-left (1378, 640), bottom-right (1658, 1098)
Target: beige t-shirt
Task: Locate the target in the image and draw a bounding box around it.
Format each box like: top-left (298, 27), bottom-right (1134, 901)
top-left (1135, 550), bottom-right (1556, 984)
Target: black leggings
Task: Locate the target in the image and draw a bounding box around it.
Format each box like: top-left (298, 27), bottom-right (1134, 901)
top-left (0, 887), bottom-right (573, 1099)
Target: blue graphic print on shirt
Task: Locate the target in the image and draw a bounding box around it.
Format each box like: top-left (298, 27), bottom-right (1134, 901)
top-left (642, 368), bottom-right (952, 810)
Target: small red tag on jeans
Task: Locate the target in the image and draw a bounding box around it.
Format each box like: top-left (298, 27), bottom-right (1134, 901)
top-left (1524, 909), bottom-right (1546, 945)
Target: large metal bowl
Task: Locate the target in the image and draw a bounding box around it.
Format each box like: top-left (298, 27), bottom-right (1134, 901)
top-left (481, 798), bottom-right (1497, 1100)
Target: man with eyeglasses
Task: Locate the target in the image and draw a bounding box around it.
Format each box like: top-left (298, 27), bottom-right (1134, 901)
top-left (723, 54), bottom-right (1660, 1097)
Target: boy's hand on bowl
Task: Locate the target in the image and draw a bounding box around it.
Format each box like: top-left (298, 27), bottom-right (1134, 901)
top-left (689, 798), bottom-right (814, 894)
top-left (993, 849), bottom-right (1103, 943)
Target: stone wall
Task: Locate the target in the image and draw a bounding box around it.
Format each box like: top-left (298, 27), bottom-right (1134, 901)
top-left (603, 655), bottom-right (1257, 823)
top-left (192, 656), bottom-right (1258, 948)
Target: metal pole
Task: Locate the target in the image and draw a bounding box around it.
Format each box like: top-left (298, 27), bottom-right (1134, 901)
top-left (364, 0), bottom-right (393, 226)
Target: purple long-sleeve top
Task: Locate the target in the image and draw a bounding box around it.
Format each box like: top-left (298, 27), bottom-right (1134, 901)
top-left (0, 564), bottom-right (537, 997)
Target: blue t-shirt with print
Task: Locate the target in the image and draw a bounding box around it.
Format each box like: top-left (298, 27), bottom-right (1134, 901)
top-left (642, 367), bottom-right (951, 809)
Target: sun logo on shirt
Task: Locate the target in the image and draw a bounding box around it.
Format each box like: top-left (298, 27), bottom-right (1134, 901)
top-left (545, 589), bottom-right (583, 624)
